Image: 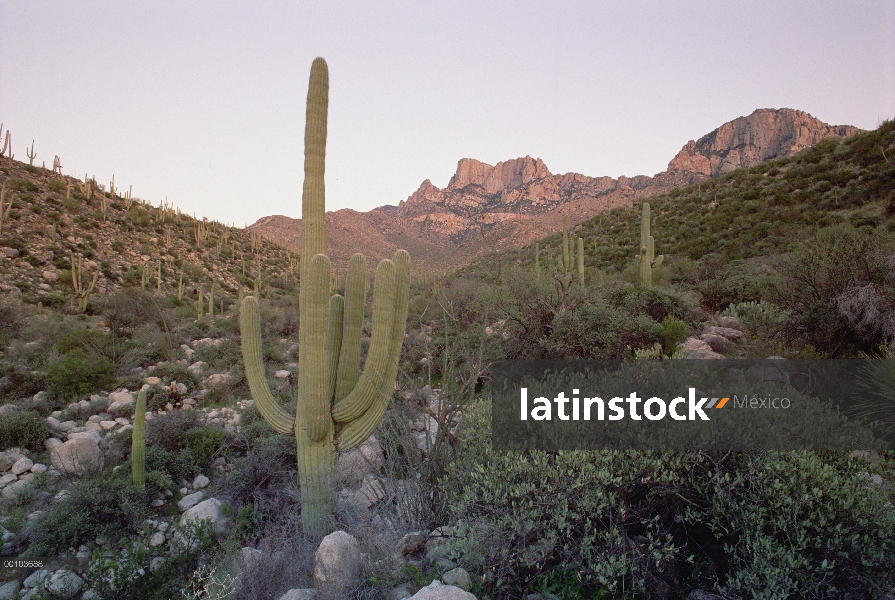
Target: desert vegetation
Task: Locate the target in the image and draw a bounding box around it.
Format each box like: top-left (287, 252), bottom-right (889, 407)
top-left (0, 72), bottom-right (893, 599)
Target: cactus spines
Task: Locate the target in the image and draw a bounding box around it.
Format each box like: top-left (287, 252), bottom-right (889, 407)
top-left (132, 390), bottom-right (147, 488)
top-left (71, 253), bottom-right (97, 312)
top-left (239, 57), bottom-right (411, 540)
top-left (635, 202), bottom-right (664, 287)
top-left (26, 140), bottom-right (36, 166)
top-left (577, 237), bottom-right (585, 285)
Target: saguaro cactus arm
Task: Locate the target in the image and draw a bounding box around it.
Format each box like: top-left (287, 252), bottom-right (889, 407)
top-left (240, 297), bottom-right (297, 436)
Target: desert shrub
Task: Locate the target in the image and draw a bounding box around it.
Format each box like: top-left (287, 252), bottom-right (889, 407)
top-left (659, 315), bottom-right (689, 354)
top-left (144, 445), bottom-right (202, 481)
top-left (145, 408), bottom-right (202, 452)
top-left (192, 339), bottom-right (242, 371)
top-left (721, 300), bottom-right (790, 328)
top-left (542, 301), bottom-right (661, 359)
top-left (0, 296), bottom-right (26, 346)
top-left (604, 283), bottom-right (694, 323)
top-left (772, 224), bottom-right (895, 355)
top-left (24, 468), bottom-right (149, 556)
top-left (0, 364), bottom-right (47, 404)
top-left (212, 435), bottom-right (297, 515)
top-left (57, 394), bottom-right (111, 422)
top-left (103, 287), bottom-right (165, 338)
top-left (45, 348), bottom-right (116, 399)
top-left (445, 400), bottom-right (895, 599)
top-left (183, 425), bottom-right (227, 465)
top-left (150, 362), bottom-right (200, 392)
top-left (144, 385), bottom-right (173, 412)
top-left (0, 409), bottom-right (49, 450)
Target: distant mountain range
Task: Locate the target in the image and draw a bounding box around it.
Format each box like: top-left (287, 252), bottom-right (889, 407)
top-left (252, 108), bottom-right (861, 273)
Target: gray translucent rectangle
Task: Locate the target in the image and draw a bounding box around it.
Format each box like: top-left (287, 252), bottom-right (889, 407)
top-left (0, 556), bottom-right (89, 573)
top-left (490, 359), bottom-right (895, 451)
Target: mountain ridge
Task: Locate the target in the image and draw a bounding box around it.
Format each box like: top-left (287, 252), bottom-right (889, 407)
top-left (251, 108), bottom-right (862, 272)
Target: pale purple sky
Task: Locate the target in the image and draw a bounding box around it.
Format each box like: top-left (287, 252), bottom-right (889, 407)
top-left (2, 1), bottom-right (893, 226)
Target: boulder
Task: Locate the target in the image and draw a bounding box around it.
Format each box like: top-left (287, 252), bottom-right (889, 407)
top-left (408, 580), bottom-right (477, 600)
top-left (679, 337), bottom-right (725, 359)
top-left (192, 474), bottom-right (210, 489)
top-left (442, 568), bottom-right (472, 591)
top-left (0, 453), bottom-right (10, 472)
top-left (704, 326), bottom-right (744, 342)
top-left (67, 430), bottom-right (102, 445)
top-left (278, 590), bottom-right (316, 600)
top-left (11, 457), bottom-right (33, 475)
top-left (0, 580), bottom-right (21, 600)
top-left (178, 491), bottom-right (205, 511)
top-left (50, 438), bottom-right (104, 475)
top-left (698, 333), bottom-right (729, 353)
top-left (314, 530), bottom-right (362, 594)
top-left (715, 316), bottom-right (742, 330)
top-left (337, 435), bottom-right (384, 485)
top-left (180, 497), bottom-right (229, 535)
top-left (46, 570), bottom-right (84, 596)
top-left (0, 479), bottom-right (31, 500)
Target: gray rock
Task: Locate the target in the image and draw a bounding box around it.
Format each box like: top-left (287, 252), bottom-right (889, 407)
top-left (50, 438), bottom-right (103, 475)
top-left (314, 530), bottom-right (362, 594)
top-left (46, 570), bottom-right (84, 596)
top-left (66, 430), bottom-right (102, 444)
top-left (1, 478), bottom-right (32, 500)
top-left (23, 569), bottom-right (51, 589)
top-left (337, 435), bottom-right (384, 485)
top-left (0, 580), bottom-right (21, 600)
top-left (716, 316), bottom-right (742, 330)
top-left (408, 580), bottom-right (477, 600)
top-left (704, 326), bottom-right (744, 342)
top-left (11, 457), bottom-right (34, 475)
top-left (391, 584), bottom-right (415, 600)
top-left (0, 473), bottom-right (17, 488)
top-left (180, 497), bottom-right (229, 535)
top-left (239, 546), bottom-right (263, 567)
top-left (29, 463), bottom-right (47, 474)
top-left (698, 333), bottom-right (729, 353)
top-left (192, 474), bottom-right (210, 489)
top-left (352, 474), bottom-right (386, 509)
top-left (149, 532), bottom-right (166, 547)
top-left (278, 590), bottom-right (317, 600)
top-left (679, 337), bottom-right (725, 359)
top-left (397, 531), bottom-right (427, 557)
top-left (178, 491), bottom-right (205, 512)
top-left (0, 453), bottom-right (10, 472)
top-left (441, 568), bottom-right (471, 591)
top-left (150, 557), bottom-right (166, 573)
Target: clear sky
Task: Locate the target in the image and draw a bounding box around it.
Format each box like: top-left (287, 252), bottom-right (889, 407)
top-left (2, 1), bottom-right (893, 227)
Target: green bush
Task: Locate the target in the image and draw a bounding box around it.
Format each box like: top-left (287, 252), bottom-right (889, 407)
top-left (0, 409), bottom-right (49, 450)
top-left (24, 469), bottom-right (149, 556)
top-left (184, 425), bottom-right (227, 465)
top-left (146, 409), bottom-right (202, 452)
top-left (145, 385), bottom-right (173, 412)
top-left (45, 348), bottom-right (116, 399)
top-left (659, 316), bottom-right (689, 354)
top-left (445, 400), bottom-right (895, 599)
top-left (144, 445), bottom-right (202, 481)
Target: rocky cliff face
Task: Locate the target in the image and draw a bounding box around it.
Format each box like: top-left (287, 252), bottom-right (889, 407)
top-left (253, 108), bottom-right (861, 272)
top-left (665, 108), bottom-right (861, 177)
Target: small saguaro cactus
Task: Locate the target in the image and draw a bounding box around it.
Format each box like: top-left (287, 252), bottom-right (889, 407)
top-left (562, 217), bottom-right (571, 271)
top-left (634, 201), bottom-right (664, 288)
top-left (240, 57), bottom-right (411, 540)
top-left (132, 390), bottom-right (147, 488)
top-left (71, 253), bottom-right (97, 312)
top-left (534, 243), bottom-right (541, 281)
top-left (26, 140), bottom-right (36, 166)
top-left (577, 237), bottom-right (585, 285)
top-left (53, 155), bottom-right (62, 174)
top-left (0, 181), bottom-right (12, 234)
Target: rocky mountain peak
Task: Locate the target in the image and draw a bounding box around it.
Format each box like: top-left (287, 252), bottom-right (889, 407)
top-left (665, 108), bottom-right (862, 177)
top-left (447, 155), bottom-right (554, 194)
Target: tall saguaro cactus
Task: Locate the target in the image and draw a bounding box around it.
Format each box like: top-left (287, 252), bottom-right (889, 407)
top-left (132, 390), bottom-right (147, 488)
top-left (577, 237), bottom-right (584, 285)
top-left (635, 202), bottom-right (663, 287)
top-left (239, 57), bottom-right (411, 540)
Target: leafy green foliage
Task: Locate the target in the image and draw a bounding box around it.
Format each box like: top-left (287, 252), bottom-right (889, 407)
top-left (183, 425), bottom-right (227, 465)
top-left (45, 347), bottom-right (116, 399)
top-left (659, 316), bottom-right (689, 354)
top-left (0, 409), bottom-right (49, 450)
top-left (24, 468), bottom-right (149, 556)
top-left (445, 400), bottom-right (895, 599)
